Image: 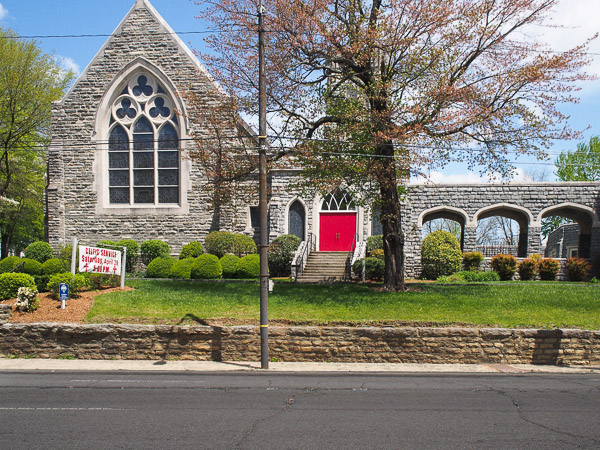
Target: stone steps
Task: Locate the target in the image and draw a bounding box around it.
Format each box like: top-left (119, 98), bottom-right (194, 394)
top-left (296, 251), bottom-right (350, 283)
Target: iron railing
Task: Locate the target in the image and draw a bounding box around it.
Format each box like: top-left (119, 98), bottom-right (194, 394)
top-left (475, 244), bottom-right (518, 257)
top-left (345, 233), bottom-right (358, 281)
top-left (294, 233), bottom-right (316, 279)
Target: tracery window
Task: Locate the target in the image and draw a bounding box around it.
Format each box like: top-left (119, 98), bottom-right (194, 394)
top-left (108, 73), bottom-right (179, 205)
top-left (320, 190), bottom-right (356, 211)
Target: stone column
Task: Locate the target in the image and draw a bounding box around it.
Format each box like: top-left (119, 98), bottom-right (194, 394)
top-left (527, 225), bottom-right (542, 256)
top-left (462, 225), bottom-right (478, 254)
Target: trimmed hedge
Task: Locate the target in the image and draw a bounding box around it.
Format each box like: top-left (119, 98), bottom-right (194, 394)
top-left (16, 258), bottom-right (43, 276)
top-left (539, 258), bottom-right (560, 281)
top-left (42, 258), bottom-right (67, 276)
top-left (420, 230), bottom-right (462, 279)
top-left (367, 235), bottom-right (383, 254)
top-left (0, 273), bottom-right (36, 300)
top-left (565, 257), bottom-right (591, 282)
top-left (462, 252), bottom-right (483, 271)
top-left (117, 239), bottom-right (139, 273)
top-left (352, 257), bottom-right (384, 281)
top-left (236, 254), bottom-right (260, 279)
top-left (97, 240), bottom-right (119, 249)
top-left (0, 256), bottom-right (22, 273)
top-left (141, 240), bottom-right (171, 265)
top-left (191, 254), bottom-right (222, 279)
top-left (168, 258), bottom-right (197, 279)
top-left (517, 258), bottom-right (537, 281)
top-left (437, 270), bottom-right (500, 283)
top-left (268, 234), bottom-right (301, 277)
top-left (220, 254), bottom-right (240, 279)
top-left (23, 241), bottom-right (53, 263)
top-left (490, 254), bottom-right (517, 281)
top-left (146, 257), bottom-right (176, 278)
top-left (179, 242), bottom-right (204, 259)
top-left (47, 272), bottom-right (89, 298)
top-left (204, 231), bottom-right (257, 258)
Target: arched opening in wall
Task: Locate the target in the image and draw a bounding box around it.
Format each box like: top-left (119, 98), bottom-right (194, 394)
top-left (420, 209), bottom-right (466, 250)
top-left (475, 206), bottom-right (530, 257)
top-left (540, 204), bottom-right (596, 259)
top-left (319, 190), bottom-right (357, 251)
top-left (288, 200), bottom-right (306, 241)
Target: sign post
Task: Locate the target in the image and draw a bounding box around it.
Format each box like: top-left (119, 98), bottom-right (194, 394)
top-left (59, 283), bottom-right (69, 309)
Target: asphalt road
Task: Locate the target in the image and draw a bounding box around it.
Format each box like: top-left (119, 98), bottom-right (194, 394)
top-left (0, 371), bottom-right (598, 449)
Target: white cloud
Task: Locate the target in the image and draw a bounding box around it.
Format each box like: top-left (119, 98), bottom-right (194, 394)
top-left (0, 3), bottom-right (8, 20)
top-left (57, 56), bottom-right (80, 76)
top-left (411, 168), bottom-right (533, 185)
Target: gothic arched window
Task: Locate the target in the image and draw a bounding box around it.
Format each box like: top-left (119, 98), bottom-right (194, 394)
top-left (288, 200), bottom-right (306, 240)
top-left (320, 190), bottom-right (356, 211)
top-left (108, 73), bottom-right (179, 205)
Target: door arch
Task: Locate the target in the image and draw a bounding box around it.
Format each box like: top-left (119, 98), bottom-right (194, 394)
top-left (319, 190), bottom-right (357, 251)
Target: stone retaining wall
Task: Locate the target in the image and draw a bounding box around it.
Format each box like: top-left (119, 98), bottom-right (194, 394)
top-left (1, 323), bottom-right (598, 366)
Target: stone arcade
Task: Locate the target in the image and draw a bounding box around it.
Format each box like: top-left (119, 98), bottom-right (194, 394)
top-left (47, 0), bottom-right (600, 278)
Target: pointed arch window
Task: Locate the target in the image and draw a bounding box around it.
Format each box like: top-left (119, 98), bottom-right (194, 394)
top-left (288, 200), bottom-right (306, 240)
top-left (320, 190), bottom-right (356, 211)
top-left (108, 73), bottom-right (179, 205)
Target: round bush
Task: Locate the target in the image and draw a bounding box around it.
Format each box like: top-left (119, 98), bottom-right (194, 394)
top-left (517, 258), bottom-right (537, 281)
top-left (490, 254), bottom-right (517, 281)
top-left (0, 256), bottom-right (22, 273)
top-left (24, 241), bottom-right (53, 263)
top-left (168, 258), bottom-right (197, 279)
top-left (191, 254), bottom-right (222, 279)
top-left (179, 242), bottom-right (204, 259)
top-left (0, 273), bottom-right (36, 300)
top-left (268, 234), bottom-right (301, 277)
top-left (47, 272), bottom-right (89, 298)
top-left (370, 249), bottom-right (385, 260)
top-left (204, 231), bottom-right (236, 258)
top-left (539, 258), bottom-right (560, 281)
top-left (352, 257), bottom-right (384, 281)
top-left (565, 257), bottom-right (591, 282)
top-left (97, 239), bottom-right (118, 249)
top-left (220, 254), bottom-right (240, 279)
top-left (42, 258), bottom-right (67, 276)
top-left (17, 258), bottom-right (43, 276)
top-left (462, 252), bottom-right (483, 271)
top-left (146, 257), bottom-right (176, 278)
top-left (367, 235), bottom-right (383, 254)
top-left (420, 230), bottom-right (462, 280)
top-left (236, 254), bottom-right (260, 279)
top-left (117, 239), bottom-right (139, 273)
top-left (233, 234), bottom-right (257, 257)
top-left (141, 240), bottom-right (171, 265)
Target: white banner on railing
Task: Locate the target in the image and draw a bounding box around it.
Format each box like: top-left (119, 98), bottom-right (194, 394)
top-left (78, 245), bottom-right (122, 275)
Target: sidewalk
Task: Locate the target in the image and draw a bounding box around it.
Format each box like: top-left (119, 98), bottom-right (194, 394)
top-left (1, 358), bottom-right (598, 373)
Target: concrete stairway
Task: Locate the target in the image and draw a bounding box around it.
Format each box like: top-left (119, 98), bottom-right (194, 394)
top-left (295, 251), bottom-right (349, 283)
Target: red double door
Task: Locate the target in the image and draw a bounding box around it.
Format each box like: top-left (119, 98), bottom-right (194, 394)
top-left (319, 212), bottom-right (357, 251)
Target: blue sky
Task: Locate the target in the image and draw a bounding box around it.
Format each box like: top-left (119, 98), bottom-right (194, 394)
top-left (1, 0), bottom-right (599, 182)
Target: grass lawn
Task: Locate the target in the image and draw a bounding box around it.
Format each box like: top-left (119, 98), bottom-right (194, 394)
top-left (85, 279), bottom-right (600, 329)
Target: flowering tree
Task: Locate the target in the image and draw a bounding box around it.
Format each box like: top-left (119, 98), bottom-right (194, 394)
top-left (198, 0), bottom-right (593, 290)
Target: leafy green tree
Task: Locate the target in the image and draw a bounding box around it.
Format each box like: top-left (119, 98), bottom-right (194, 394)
top-left (0, 27), bottom-right (73, 257)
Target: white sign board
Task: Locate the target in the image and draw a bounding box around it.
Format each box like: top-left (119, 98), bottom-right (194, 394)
top-left (78, 245), bottom-right (122, 275)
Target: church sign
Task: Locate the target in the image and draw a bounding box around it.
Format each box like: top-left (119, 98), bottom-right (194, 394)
top-left (78, 245), bottom-right (122, 275)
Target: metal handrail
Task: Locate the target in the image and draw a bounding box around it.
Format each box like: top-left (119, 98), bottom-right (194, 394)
top-left (9, 261), bottom-right (25, 273)
top-left (345, 233), bottom-right (358, 281)
top-left (295, 233), bottom-right (315, 279)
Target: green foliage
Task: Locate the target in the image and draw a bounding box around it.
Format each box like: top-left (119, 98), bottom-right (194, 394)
top-left (16, 258), bottom-right (43, 276)
top-left (236, 254), bottom-right (260, 279)
top-left (117, 239), bottom-right (139, 273)
top-left (179, 242), bottom-right (204, 259)
top-left (517, 258), bottom-right (538, 281)
top-left (204, 231), bottom-right (257, 258)
top-left (462, 252), bottom-right (483, 271)
top-left (490, 254), bottom-right (517, 281)
top-left (565, 257), bottom-right (590, 282)
top-left (57, 244), bottom-right (76, 270)
top-left (437, 270), bottom-right (500, 283)
top-left (41, 258), bottom-right (66, 275)
top-left (191, 254), bottom-right (222, 279)
top-left (146, 257), bottom-right (176, 278)
top-left (220, 254), bottom-right (240, 279)
top-left (47, 272), bottom-right (89, 298)
top-left (367, 235), bottom-right (383, 254)
top-left (370, 249), bottom-right (385, 260)
top-left (538, 258), bottom-right (560, 281)
top-left (233, 234), bottom-right (257, 257)
top-left (268, 234), bottom-right (301, 277)
top-left (0, 256), bottom-right (22, 273)
top-left (168, 258), bottom-right (197, 279)
top-left (420, 230), bottom-right (462, 279)
top-left (33, 275), bottom-right (50, 293)
top-left (352, 257), bottom-right (384, 281)
top-left (555, 136), bottom-right (600, 182)
top-left (0, 273), bottom-right (36, 300)
top-left (140, 240), bottom-right (171, 265)
top-left (87, 274), bottom-right (120, 290)
top-left (23, 241), bottom-right (53, 263)
top-left (97, 240), bottom-right (118, 249)
top-left (15, 287), bottom-right (39, 312)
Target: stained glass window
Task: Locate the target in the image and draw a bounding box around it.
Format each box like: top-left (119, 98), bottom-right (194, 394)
top-left (108, 72), bottom-right (179, 205)
top-left (288, 200), bottom-right (305, 240)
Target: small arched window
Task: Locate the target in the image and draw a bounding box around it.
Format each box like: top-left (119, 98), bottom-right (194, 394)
top-left (108, 73), bottom-right (179, 205)
top-left (288, 200), bottom-right (306, 240)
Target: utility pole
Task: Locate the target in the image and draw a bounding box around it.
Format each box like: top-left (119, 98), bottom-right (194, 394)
top-left (258, 0), bottom-right (269, 370)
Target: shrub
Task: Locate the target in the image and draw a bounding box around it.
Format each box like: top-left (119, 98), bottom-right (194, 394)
top-left (462, 252), bottom-right (483, 271)
top-left (24, 241), bottom-right (53, 263)
top-left (191, 254), bottom-right (222, 279)
top-left (233, 234), bottom-right (257, 257)
top-left (367, 235), bottom-right (383, 254)
top-left (204, 231), bottom-right (236, 258)
top-left (34, 275), bottom-right (50, 293)
top-left (268, 234), bottom-right (301, 277)
top-left (42, 258), bottom-right (66, 276)
top-left (0, 273), bottom-right (36, 300)
top-left (146, 257), bottom-right (176, 278)
top-left (97, 239), bottom-right (118, 249)
top-left (517, 258), bottom-right (538, 281)
top-left (565, 257), bottom-right (591, 282)
top-left (370, 249), bottom-right (385, 260)
top-left (0, 256), bottom-right (22, 273)
top-left (179, 242), bottom-right (204, 259)
top-left (47, 272), bottom-right (89, 298)
top-left (352, 257), bottom-right (384, 281)
top-left (220, 254), bottom-right (240, 279)
top-left (13, 258), bottom-right (43, 276)
top-left (58, 244), bottom-right (76, 269)
top-left (117, 239), bottom-right (139, 273)
top-left (538, 258), bottom-right (560, 281)
top-left (490, 254), bottom-right (517, 281)
top-left (15, 287), bottom-right (39, 312)
top-left (168, 258), bottom-right (197, 279)
top-left (437, 270), bottom-right (500, 283)
top-left (420, 230), bottom-right (462, 279)
top-left (141, 240), bottom-right (171, 265)
top-left (236, 254), bottom-right (260, 279)
top-left (87, 274), bottom-right (120, 290)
